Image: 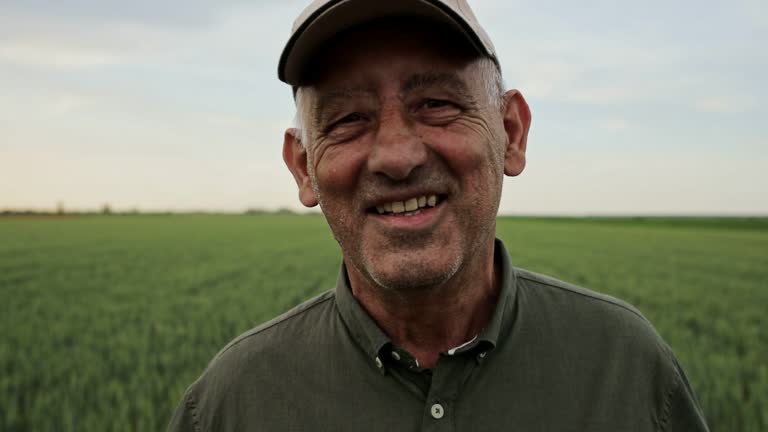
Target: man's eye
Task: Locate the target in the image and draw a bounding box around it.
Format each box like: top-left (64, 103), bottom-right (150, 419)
top-left (416, 99), bottom-right (461, 124)
top-left (335, 113), bottom-right (364, 124)
top-left (323, 113), bottom-right (368, 141)
top-left (324, 113), bottom-right (366, 136)
top-left (423, 99), bottom-right (452, 109)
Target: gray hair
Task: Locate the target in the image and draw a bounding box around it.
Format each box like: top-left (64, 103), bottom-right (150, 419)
top-left (293, 57), bottom-right (504, 148)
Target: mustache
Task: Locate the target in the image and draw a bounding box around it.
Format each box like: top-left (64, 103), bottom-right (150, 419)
top-left (357, 166), bottom-right (454, 202)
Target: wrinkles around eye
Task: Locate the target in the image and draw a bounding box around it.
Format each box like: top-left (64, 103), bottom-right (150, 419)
top-left (338, 113), bottom-right (365, 124)
top-left (422, 99), bottom-right (453, 109)
top-left (322, 114), bottom-right (368, 142)
top-left (326, 113), bottom-right (365, 131)
top-left (417, 100), bottom-right (462, 124)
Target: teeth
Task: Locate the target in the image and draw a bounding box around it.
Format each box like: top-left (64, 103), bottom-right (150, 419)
top-left (375, 194), bottom-right (440, 215)
top-left (405, 198), bottom-right (418, 211)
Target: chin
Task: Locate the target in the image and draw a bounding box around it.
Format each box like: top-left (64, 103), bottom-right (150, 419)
top-left (364, 251), bottom-right (462, 292)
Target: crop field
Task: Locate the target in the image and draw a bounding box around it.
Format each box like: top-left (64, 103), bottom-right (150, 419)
top-left (1, 214), bottom-right (766, 431)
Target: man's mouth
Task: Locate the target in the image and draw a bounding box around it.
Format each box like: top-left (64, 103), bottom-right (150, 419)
top-left (369, 194), bottom-right (444, 217)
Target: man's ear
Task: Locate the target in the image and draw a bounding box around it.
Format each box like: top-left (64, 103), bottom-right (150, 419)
top-left (501, 90), bottom-right (531, 177)
top-left (282, 128), bottom-right (319, 207)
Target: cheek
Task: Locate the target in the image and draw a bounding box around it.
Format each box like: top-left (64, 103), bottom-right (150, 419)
top-left (420, 126), bottom-right (505, 212)
top-left (421, 127), bottom-right (497, 174)
top-left (313, 144), bottom-right (369, 195)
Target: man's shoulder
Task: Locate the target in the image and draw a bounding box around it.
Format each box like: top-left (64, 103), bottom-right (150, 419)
top-left (169, 290), bottom-right (342, 431)
top-left (505, 268), bottom-right (706, 431)
top-left (212, 289), bottom-right (337, 363)
top-left (514, 267), bottom-right (649, 323)
top-left (185, 290), bottom-right (337, 388)
top-left (511, 267), bottom-right (670, 355)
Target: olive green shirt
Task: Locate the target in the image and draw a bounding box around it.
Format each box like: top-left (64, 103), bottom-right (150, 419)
top-left (169, 240), bottom-right (709, 431)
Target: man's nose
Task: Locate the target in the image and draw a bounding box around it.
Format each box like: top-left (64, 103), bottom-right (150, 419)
top-left (367, 109), bottom-right (427, 181)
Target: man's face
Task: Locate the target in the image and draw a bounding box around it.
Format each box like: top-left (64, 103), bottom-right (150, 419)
top-left (289, 23), bottom-right (524, 292)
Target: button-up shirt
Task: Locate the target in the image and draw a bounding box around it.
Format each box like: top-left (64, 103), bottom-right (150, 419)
top-left (168, 239), bottom-right (709, 431)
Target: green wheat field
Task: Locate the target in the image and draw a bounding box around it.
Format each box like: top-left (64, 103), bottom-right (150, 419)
top-left (1, 214), bottom-right (766, 431)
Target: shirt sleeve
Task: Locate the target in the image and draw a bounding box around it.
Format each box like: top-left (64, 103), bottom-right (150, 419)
top-left (659, 357), bottom-right (710, 432)
top-left (167, 391), bottom-right (201, 432)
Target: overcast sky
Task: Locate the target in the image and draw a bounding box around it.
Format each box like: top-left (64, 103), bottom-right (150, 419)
top-left (1, 0), bottom-right (766, 215)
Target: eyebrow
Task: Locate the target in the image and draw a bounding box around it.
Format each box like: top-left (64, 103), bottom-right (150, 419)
top-left (401, 71), bottom-right (474, 101)
top-left (313, 86), bottom-right (375, 129)
top-left (311, 71), bottom-right (476, 130)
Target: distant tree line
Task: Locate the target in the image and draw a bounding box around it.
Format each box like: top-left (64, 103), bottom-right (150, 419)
top-left (0, 205), bottom-right (314, 217)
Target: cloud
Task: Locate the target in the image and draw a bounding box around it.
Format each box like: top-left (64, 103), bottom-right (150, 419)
top-left (0, 1), bottom-right (300, 145)
top-left (0, 14), bottom-right (183, 70)
top-left (0, 1), bottom-right (302, 70)
top-left (0, 148), bottom-right (297, 212)
top-left (596, 119), bottom-right (629, 132)
top-left (694, 96), bottom-right (755, 114)
top-left (499, 35), bottom-right (700, 106)
top-left (502, 153), bottom-right (768, 216)
top-left (0, 41), bottom-right (124, 69)
top-left (0, 0), bottom-right (296, 28)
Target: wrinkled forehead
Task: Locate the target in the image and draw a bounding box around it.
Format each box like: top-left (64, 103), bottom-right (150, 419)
top-left (297, 17), bottom-right (479, 88)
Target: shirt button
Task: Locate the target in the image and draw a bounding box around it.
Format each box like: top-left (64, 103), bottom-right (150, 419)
top-left (391, 351), bottom-right (401, 361)
top-left (430, 403), bottom-right (445, 419)
top-left (375, 357), bottom-right (383, 369)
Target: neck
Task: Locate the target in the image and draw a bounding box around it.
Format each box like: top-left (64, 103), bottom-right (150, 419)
top-left (347, 239), bottom-right (500, 369)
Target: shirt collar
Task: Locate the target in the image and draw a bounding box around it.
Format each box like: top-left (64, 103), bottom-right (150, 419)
top-left (475, 238), bottom-right (518, 351)
top-left (334, 266), bottom-right (392, 366)
top-left (334, 238), bottom-right (518, 366)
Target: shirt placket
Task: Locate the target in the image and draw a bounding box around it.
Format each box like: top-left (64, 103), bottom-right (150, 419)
top-left (418, 351), bottom-right (479, 432)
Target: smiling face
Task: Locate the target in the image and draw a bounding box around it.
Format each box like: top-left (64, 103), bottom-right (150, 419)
top-left (284, 21), bottom-right (529, 293)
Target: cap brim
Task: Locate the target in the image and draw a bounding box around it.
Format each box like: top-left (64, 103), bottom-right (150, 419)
top-left (278, 0), bottom-right (492, 85)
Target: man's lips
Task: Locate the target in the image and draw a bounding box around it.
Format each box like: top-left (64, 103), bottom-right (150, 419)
top-left (368, 193), bottom-right (445, 216)
top-left (367, 197), bottom-right (447, 232)
top-left (364, 187), bottom-right (447, 210)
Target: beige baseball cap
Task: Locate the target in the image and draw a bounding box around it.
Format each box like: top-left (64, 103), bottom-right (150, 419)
top-left (278, 0), bottom-right (499, 85)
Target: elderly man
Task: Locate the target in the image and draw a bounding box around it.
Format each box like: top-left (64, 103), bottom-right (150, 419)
top-left (169, 1), bottom-right (709, 430)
